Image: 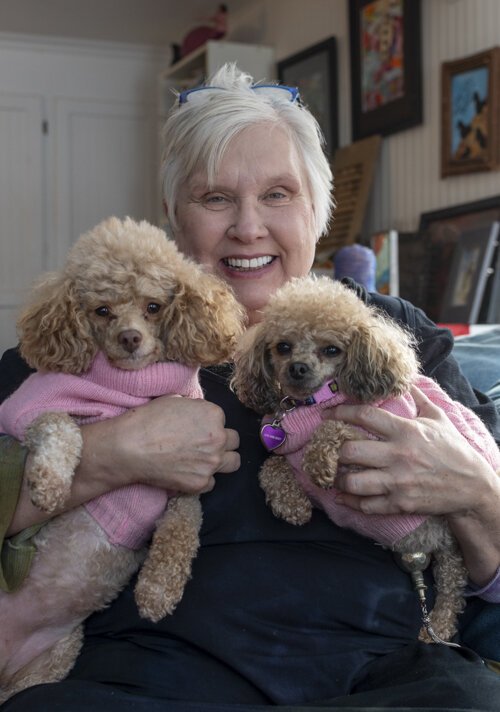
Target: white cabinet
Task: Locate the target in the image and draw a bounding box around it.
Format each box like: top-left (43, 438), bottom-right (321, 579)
top-left (159, 40), bottom-right (275, 117)
top-left (0, 36), bottom-right (159, 355)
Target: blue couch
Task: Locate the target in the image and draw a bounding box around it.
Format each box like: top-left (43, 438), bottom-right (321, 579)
top-left (452, 327), bottom-right (500, 661)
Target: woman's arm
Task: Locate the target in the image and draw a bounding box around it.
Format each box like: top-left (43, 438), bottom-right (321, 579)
top-left (7, 394), bottom-right (240, 536)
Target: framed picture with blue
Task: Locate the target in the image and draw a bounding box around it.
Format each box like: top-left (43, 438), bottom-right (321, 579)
top-left (348, 0), bottom-right (422, 141)
top-left (277, 37), bottom-right (338, 155)
top-left (441, 47), bottom-right (500, 177)
top-left (418, 195), bottom-right (500, 323)
top-left (440, 222), bottom-right (499, 324)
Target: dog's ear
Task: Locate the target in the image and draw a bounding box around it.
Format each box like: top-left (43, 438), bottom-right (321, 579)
top-left (230, 324), bottom-right (279, 414)
top-left (163, 271), bottom-right (246, 366)
top-left (17, 274), bottom-right (96, 373)
top-left (336, 316), bottom-right (418, 402)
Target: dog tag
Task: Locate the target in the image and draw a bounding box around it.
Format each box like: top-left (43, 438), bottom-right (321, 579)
top-left (260, 423), bottom-right (286, 451)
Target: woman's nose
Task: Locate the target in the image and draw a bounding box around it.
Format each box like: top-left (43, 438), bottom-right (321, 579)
top-left (227, 201), bottom-right (267, 242)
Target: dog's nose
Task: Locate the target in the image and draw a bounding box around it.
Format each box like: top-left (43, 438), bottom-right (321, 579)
top-left (288, 362), bottom-right (309, 380)
top-left (119, 329), bottom-right (143, 353)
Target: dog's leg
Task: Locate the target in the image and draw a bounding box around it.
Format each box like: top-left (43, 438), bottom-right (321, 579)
top-left (420, 544), bottom-right (468, 643)
top-left (24, 412), bottom-right (82, 513)
top-left (259, 455), bottom-right (313, 525)
top-left (135, 494), bottom-right (202, 622)
top-left (302, 420), bottom-right (359, 489)
top-left (0, 627), bottom-right (83, 704)
top-left (396, 520), bottom-right (467, 643)
top-left (0, 507), bottom-right (143, 701)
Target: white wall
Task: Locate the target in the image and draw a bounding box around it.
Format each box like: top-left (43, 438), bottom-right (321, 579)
top-left (230, 0), bottom-right (500, 236)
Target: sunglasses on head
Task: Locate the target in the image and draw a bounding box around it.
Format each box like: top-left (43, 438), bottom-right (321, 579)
top-left (178, 84), bottom-right (300, 106)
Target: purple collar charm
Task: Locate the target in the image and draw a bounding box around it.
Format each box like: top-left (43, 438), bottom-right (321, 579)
top-left (260, 422), bottom-right (287, 451)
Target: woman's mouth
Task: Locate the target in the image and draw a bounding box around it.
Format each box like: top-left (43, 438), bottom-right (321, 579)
top-left (222, 256), bottom-right (275, 271)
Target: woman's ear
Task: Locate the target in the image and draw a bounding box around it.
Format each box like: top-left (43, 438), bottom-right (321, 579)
top-left (17, 274), bottom-right (97, 373)
top-left (230, 324), bottom-right (279, 415)
top-left (163, 271), bottom-right (246, 366)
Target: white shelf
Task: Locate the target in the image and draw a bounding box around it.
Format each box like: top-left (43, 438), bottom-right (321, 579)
top-left (158, 40), bottom-right (275, 117)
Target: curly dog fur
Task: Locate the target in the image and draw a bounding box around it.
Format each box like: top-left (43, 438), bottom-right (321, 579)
top-left (231, 275), bottom-right (470, 644)
top-left (0, 217), bottom-right (245, 702)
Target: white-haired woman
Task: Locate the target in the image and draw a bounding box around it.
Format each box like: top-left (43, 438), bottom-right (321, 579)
top-left (1, 64), bottom-right (500, 711)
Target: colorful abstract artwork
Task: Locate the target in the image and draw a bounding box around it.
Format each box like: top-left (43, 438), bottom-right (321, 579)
top-left (361, 0), bottom-right (404, 112)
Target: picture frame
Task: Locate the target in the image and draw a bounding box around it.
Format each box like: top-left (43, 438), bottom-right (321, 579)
top-left (315, 135), bottom-right (382, 262)
top-left (441, 47), bottom-right (500, 177)
top-left (418, 195), bottom-right (500, 322)
top-left (439, 222), bottom-right (499, 324)
top-left (348, 0), bottom-right (422, 141)
top-left (371, 229), bottom-right (399, 296)
top-left (278, 37), bottom-right (338, 155)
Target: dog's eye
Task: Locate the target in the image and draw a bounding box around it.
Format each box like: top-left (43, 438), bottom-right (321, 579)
top-left (276, 342), bottom-right (292, 355)
top-left (323, 345), bottom-right (341, 357)
top-left (95, 306), bottom-right (110, 317)
top-left (146, 302), bottom-right (161, 314)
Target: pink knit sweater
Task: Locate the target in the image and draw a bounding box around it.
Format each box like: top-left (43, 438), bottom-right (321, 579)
top-left (0, 352), bottom-right (203, 548)
top-left (263, 375), bottom-right (500, 548)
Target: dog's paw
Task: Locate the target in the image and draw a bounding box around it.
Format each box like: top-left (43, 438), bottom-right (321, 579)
top-left (26, 471), bottom-right (72, 513)
top-left (135, 572), bottom-right (186, 622)
top-left (269, 496), bottom-right (313, 526)
top-left (259, 457), bottom-right (313, 526)
top-left (24, 413), bottom-right (82, 513)
top-left (302, 420), bottom-right (350, 489)
top-left (302, 448), bottom-right (337, 489)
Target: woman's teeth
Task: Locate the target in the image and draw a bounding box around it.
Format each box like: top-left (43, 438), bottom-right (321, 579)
top-left (224, 256), bottom-right (274, 271)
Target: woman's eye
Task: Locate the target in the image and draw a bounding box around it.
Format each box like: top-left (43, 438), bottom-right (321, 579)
top-left (146, 303), bottom-right (161, 314)
top-left (203, 194), bottom-right (228, 208)
top-left (264, 187), bottom-right (292, 203)
top-left (276, 342), bottom-right (292, 355)
top-left (95, 306), bottom-right (110, 317)
top-left (323, 345), bottom-right (341, 357)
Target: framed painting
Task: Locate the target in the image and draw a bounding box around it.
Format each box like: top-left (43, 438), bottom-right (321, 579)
top-left (440, 222), bottom-right (499, 324)
top-left (418, 196), bottom-right (500, 322)
top-left (371, 229), bottom-right (399, 296)
top-left (349, 0), bottom-right (422, 141)
top-left (441, 47), bottom-right (500, 177)
top-left (278, 37), bottom-right (338, 155)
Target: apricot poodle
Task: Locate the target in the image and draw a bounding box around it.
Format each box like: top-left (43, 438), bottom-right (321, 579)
top-left (0, 216), bottom-right (245, 701)
top-left (231, 275), bottom-right (500, 644)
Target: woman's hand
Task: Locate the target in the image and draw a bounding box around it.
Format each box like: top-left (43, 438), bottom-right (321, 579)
top-left (325, 385), bottom-right (500, 584)
top-left (93, 395), bottom-right (240, 494)
top-left (8, 396), bottom-right (240, 536)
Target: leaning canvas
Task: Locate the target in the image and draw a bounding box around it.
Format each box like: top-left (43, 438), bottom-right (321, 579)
top-left (371, 230), bottom-right (399, 296)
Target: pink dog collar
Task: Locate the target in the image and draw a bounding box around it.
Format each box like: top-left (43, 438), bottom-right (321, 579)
top-left (260, 381), bottom-right (339, 451)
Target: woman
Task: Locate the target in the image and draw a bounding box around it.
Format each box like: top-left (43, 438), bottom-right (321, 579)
top-left (1, 63), bottom-right (500, 710)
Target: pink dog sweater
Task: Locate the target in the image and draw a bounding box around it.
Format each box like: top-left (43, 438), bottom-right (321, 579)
top-left (0, 351), bottom-right (203, 549)
top-left (262, 374), bottom-right (500, 548)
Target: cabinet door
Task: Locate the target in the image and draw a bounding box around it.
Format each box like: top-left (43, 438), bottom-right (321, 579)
top-left (0, 93), bottom-right (44, 354)
top-left (52, 98), bottom-right (156, 266)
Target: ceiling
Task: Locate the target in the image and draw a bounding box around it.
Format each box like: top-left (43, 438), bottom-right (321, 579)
top-left (0, 0), bottom-right (258, 46)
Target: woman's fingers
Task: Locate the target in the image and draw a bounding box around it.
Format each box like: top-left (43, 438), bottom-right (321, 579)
top-left (217, 428), bottom-right (241, 473)
top-left (324, 401), bottom-right (409, 441)
top-left (409, 383), bottom-right (450, 420)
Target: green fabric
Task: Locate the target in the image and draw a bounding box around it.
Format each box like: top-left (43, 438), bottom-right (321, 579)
top-left (0, 435), bottom-right (41, 592)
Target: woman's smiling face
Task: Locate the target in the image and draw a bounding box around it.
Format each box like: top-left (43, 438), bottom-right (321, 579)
top-left (171, 123), bottom-right (317, 325)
